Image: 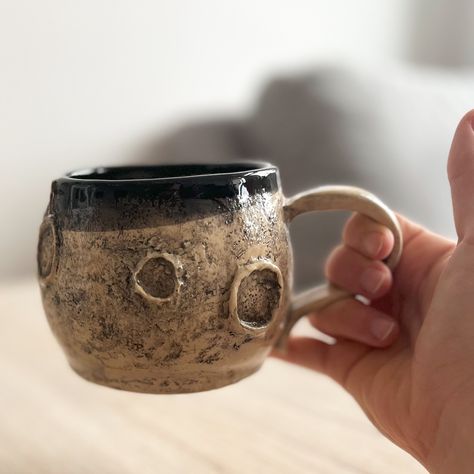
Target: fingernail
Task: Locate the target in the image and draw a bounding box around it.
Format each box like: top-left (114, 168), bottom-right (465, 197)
top-left (370, 318), bottom-right (396, 341)
top-left (360, 267), bottom-right (385, 295)
top-left (363, 232), bottom-right (383, 257)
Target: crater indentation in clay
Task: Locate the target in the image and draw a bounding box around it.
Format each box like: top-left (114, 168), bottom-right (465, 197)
top-left (38, 219), bottom-right (56, 279)
top-left (237, 268), bottom-right (281, 328)
top-left (135, 256), bottom-right (177, 299)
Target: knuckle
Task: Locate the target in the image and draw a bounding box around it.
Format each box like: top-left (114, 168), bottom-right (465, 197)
top-left (324, 245), bottom-right (346, 279)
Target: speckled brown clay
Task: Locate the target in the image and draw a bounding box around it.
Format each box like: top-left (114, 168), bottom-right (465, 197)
top-left (37, 163), bottom-right (402, 394)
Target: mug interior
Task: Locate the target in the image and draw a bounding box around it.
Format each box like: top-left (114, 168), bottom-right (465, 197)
top-left (66, 162), bottom-right (273, 182)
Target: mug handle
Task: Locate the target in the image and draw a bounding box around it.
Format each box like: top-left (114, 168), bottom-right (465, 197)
top-left (275, 185), bottom-right (403, 351)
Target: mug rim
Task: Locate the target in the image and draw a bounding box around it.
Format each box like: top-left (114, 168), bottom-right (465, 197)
top-left (62, 161), bottom-right (277, 183)
top-left (51, 161), bottom-right (281, 231)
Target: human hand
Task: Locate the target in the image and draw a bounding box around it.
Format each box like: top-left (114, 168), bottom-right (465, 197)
top-left (274, 110), bottom-right (474, 473)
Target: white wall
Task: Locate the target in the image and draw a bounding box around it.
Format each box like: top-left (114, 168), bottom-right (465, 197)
top-left (1, 0), bottom-right (411, 279)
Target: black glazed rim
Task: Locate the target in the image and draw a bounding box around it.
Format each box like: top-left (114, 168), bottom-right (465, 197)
top-left (50, 162), bottom-right (281, 230)
top-left (53, 162), bottom-right (280, 201)
top-left (62, 162), bottom-right (277, 183)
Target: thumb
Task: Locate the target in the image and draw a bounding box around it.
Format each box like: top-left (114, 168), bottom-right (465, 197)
top-left (447, 110), bottom-right (474, 242)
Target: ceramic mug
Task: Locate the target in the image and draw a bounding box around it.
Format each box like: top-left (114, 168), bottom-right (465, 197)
top-left (37, 162), bottom-right (402, 393)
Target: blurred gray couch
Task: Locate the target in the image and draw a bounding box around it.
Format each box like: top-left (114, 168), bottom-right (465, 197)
top-left (141, 64), bottom-right (474, 290)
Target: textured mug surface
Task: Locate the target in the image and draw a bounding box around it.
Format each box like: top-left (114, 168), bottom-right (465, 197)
top-left (38, 163), bottom-right (293, 393)
top-left (38, 162), bottom-right (403, 394)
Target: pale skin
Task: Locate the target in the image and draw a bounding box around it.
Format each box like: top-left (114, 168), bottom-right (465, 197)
top-left (273, 110), bottom-right (474, 473)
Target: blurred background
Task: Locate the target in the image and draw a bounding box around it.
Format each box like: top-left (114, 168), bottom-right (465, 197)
top-left (1, 0), bottom-right (474, 286)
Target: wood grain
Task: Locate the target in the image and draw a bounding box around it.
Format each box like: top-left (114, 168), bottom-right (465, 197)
top-left (0, 280), bottom-right (426, 474)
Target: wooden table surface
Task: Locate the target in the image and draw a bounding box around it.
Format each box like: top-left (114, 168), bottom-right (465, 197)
top-left (0, 279), bottom-right (425, 474)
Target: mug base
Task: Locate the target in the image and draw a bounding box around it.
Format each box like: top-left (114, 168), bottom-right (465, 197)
top-left (68, 362), bottom-right (262, 394)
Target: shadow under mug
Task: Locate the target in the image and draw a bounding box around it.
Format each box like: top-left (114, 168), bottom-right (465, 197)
top-left (37, 162), bottom-right (402, 394)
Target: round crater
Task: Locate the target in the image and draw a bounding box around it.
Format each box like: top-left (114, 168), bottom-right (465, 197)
top-left (37, 218), bottom-right (56, 279)
top-left (236, 268), bottom-right (282, 329)
top-left (135, 255), bottom-right (178, 300)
